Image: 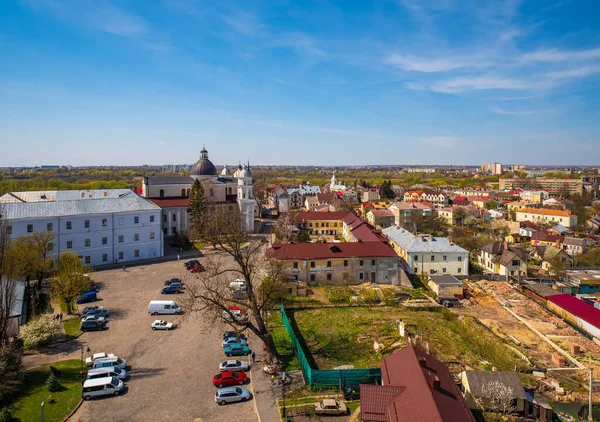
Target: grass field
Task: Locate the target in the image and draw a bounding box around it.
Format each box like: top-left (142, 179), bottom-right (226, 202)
top-left (12, 359), bottom-right (83, 422)
top-left (63, 318), bottom-right (82, 338)
top-left (268, 312), bottom-right (302, 372)
top-left (273, 306), bottom-right (529, 372)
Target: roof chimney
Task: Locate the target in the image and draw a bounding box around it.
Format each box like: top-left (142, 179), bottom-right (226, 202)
top-left (430, 377), bottom-right (441, 390)
top-left (418, 357), bottom-right (427, 367)
top-left (503, 241), bottom-right (509, 250)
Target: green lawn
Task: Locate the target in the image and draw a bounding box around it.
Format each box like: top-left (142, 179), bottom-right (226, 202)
top-left (284, 307), bottom-right (529, 372)
top-left (193, 241), bottom-right (207, 249)
top-left (63, 318), bottom-right (82, 338)
top-left (268, 312), bottom-right (302, 372)
top-left (12, 359), bottom-right (83, 422)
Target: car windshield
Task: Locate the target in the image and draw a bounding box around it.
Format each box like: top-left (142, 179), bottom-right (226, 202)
top-left (235, 387), bottom-right (242, 394)
top-left (232, 372), bottom-right (239, 377)
top-left (215, 374), bottom-right (222, 379)
top-left (116, 358), bottom-right (123, 364)
top-left (111, 377), bottom-right (119, 386)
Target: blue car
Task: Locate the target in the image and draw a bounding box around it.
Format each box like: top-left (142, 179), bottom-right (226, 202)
top-left (161, 285), bottom-right (182, 294)
top-left (76, 291), bottom-right (97, 304)
top-left (222, 337), bottom-right (247, 348)
top-left (224, 343), bottom-right (251, 357)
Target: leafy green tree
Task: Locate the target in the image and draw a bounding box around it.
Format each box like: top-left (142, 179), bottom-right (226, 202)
top-left (295, 229), bottom-right (311, 243)
top-left (576, 248), bottom-right (600, 266)
top-left (484, 200), bottom-right (498, 210)
top-left (380, 180), bottom-right (395, 200)
top-left (50, 253), bottom-right (92, 314)
top-left (46, 372), bottom-right (61, 392)
top-left (188, 179), bottom-right (206, 240)
top-left (0, 345), bottom-right (22, 404)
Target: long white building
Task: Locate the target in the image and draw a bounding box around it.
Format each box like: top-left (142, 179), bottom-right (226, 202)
top-left (0, 189), bottom-right (163, 266)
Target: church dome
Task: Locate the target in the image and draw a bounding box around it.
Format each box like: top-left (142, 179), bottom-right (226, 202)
top-left (191, 147), bottom-right (217, 177)
top-left (220, 165), bottom-right (231, 176)
top-left (237, 164), bottom-right (251, 178)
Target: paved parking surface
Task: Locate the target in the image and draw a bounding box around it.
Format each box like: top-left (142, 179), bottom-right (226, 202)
top-left (71, 259), bottom-right (259, 422)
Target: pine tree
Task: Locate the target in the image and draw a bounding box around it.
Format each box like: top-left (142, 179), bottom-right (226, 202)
top-left (188, 179), bottom-right (206, 240)
top-left (46, 372), bottom-right (60, 392)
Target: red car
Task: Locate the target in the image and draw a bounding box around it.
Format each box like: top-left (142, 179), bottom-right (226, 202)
top-left (189, 263), bottom-right (206, 273)
top-left (213, 371), bottom-right (248, 388)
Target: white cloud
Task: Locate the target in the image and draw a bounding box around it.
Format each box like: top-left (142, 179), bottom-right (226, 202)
top-left (420, 136), bottom-right (457, 148)
top-left (428, 75), bottom-right (528, 93)
top-left (546, 66), bottom-right (600, 80)
top-left (221, 9), bottom-right (261, 35)
top-left (523, 47), bottom-right (600, 62)
top-left (491, 107), bottom-right (552, 115)
top-left (385, 53), bottom-right (486, 73)
top-left (159, 141), bottom-right (168, 144)
top-left (266, 33), bottom-right (328, 58)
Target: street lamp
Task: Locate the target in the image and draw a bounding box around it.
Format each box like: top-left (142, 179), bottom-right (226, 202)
top-left (80, 344), bottom-right (91, 385)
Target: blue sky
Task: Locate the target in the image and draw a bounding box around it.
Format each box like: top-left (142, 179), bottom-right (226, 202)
top-left (1, 0), bottom-right (600, 166)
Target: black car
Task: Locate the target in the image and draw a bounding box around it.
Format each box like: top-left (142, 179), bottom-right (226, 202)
top-left (342, 384), bottom-right (360, 401)
top-left (164, 278), bottom-right (182, 286)
top-left (81, 320), bottom-right (107, 332)
top-left (222, 331), bottom-right (247, 341)
top-left (184, 260), bottom-right (200, 269)
top-left (81, 309), bottom-right (108, 319)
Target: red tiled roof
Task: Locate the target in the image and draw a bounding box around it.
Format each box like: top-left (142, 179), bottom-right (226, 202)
top-left (361, 345), bottom-right (475, 422)
top-left (370, 209), bottom-right (394, 216)
top-left (146, 197), bottom-right (189, 207)
top-left (531, 231), bottom-right (562, 243)
top-left (351, 224), bottom-right (380, 242)
top-left (548, 294), bottom-right (600, 329)
top-left (265, 242), bottom-right (398, 260)
top-left (467, 196), bottom-right (491, 202)
top-left (360, 385), bottom-right (405, 422)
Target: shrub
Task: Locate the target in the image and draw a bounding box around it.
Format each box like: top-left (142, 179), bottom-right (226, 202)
top-left (0, 345), bottom-right (23, 403)
top-left (46, 372), bottom-right (61, 392)
top-left (357, 287), bottom-right (379, 304)
top-left (0, 407), bottom-right (13, 422)
top-left (18, 315), bottom-right (62, 349)
top-left (327, 287), bottom-right (352, 304)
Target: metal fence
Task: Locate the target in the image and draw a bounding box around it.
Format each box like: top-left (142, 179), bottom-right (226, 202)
top-left (279, 304), bottom-right (381, 388)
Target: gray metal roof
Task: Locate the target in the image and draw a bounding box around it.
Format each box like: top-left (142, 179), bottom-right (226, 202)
top-left (145, 176), bottom-right (193, 185)
top-left (429, 275), bottom-right (463, 286)
top-left (0, 189), bottom-right (133, 203)
top-left (2, 189), bottom-right (160, 220)
top-left (463, 371), bottom-right (526, 399)
top-left (382, 226), bottom-right (468, 254)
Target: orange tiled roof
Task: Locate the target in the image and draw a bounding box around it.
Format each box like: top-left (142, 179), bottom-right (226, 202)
top-left (518, 208), bottom-right (573, 217)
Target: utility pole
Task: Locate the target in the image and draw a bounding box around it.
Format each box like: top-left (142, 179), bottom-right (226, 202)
top-left (589, 367), bottom-right (594, 422)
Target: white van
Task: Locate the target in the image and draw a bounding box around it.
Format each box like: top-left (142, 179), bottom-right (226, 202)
top-left (82, 377), bottom-right (124, 400)
top-left (148, 300), bottom-right (182, 315)
top-left (87, 366), bottom-right (127, 380)
top-left (92, 356), bottom-right (127, 370)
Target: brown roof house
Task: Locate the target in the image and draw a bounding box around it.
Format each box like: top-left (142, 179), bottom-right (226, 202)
top-left (459, 370), bottom-right (530, 416)
top-left (360, 345), bottom-right (475, 422)
top-left (533, 245), bottom-right (571, 273)
top-left (367, 209), bottom-right (395, 229)
top-left (478, 242), bottom-right (527, 277)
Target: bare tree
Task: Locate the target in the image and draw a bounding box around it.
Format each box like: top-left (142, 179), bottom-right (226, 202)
top-left (274, 212), bottom-right (295, 243)
top-left (475, 380), bottom-right (517, 415)
top-left (0, 208), bottom-right (17, 344)
top-left (183, 205), bottom-right (288, 361)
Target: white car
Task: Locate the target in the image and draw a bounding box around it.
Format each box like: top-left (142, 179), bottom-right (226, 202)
top-left (85, 352), bottom-right (116, 367)
top-left (219, 359), bottom-right (249, 372)
top-left (151, 320), bottom-right (175, 330)
top-left (229, 279), bottom-right (247, 290)
top-left (81, 315), bottom-right (106, 323)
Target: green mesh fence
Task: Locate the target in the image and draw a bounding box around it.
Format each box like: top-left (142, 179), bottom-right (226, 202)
top-left (279, 304), bottom-right (381, 388)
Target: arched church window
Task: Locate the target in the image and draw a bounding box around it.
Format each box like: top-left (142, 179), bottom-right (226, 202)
top-left (181, 189), bottom-right (186, 196)
top-left (159, 189), bottom-right (164, 197)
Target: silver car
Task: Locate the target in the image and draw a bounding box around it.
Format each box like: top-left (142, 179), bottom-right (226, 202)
top-left (219, 359), bottom-right (249, 372)
top-left (214, 387), bottom-right (251, 405)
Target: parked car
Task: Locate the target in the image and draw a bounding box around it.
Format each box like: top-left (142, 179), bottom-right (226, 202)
top-left (229, 279), bottom-right (247, 290)
top-left (81, 320), bottom-right (107, 332)
top-left (82, 377), bottom-right (123, 400)
top-left (151, 320), bottom-right (176, 330)
top-left (222, 337), bottom-right (247, 348)
top-left (164, 278), bottom-right (182, 286)
top-left (184, 260), bottom-right (200, 269)
top-left (189, 263), bottom-right (206, 273)
top-left (87, 367), bottom-right (127, 380)
top-left (342, 384), bottom-right (360, 400)
top-left (92, 356), bottom-right (127, 370)
top-left (214, 387), bottom-right (251, 405)
top-left (224, 344), bottom-right (251, 357)
top-left (81, 314), bottom-right (106, 323)
top-left (222, 307), bottom-right (248, 322)
top-left (213, 371), bottom-right (248, 388)
top-left (86, 352), bottom-right (116, 367)
top-left (222, 331), bottom-right (247, 341)
top-left (148, 300), bottom-right (182, 315)
top-left (76, 291), bottom-right (97, 304)
top-left (81, 305), bottom-right (104, 314)
top-left (161, 285), bottom-right (182, 295)
top-left (314, 399), bottom-right (347, 416)
top-left (82, 309), bottom-right (107, 319)
top-left (219, 360), bottom-right (249, 372)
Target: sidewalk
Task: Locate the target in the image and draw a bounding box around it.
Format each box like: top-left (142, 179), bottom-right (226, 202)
top-left (250, 345), bottom-right (285, 422)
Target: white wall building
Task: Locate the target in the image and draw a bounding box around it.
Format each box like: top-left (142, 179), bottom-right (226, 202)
top-left (0, 189), bottom-right (163, 266)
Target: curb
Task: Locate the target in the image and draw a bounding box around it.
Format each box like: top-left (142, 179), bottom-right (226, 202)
top-left (63, 398), bottom-right (84, 422)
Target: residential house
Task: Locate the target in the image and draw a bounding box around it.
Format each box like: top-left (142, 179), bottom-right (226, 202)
top-left (488, 209), bottom-right (504, 219)
top-left (543, 197), bottom-right (573, 210)
top-left (519, 190), bottom-right (548, 204)
top-left (549, 224), bottom-right (570, 236)
top-left (587, 217), bottom-right (600, 233)
top-left (519, 221), bottom-right (539, 238)
top-left (404, 190), bottom-right (448, 208)
top-left (533, 245), bottom-right (571, 273)
top-left (316, 192), bottom-right (337, 207)
top-left (382, 226), bottom-right (469, 276)
top-left (451, 195), bottom-right (471, 206)
top-left (468, 196), bottom-right (492, 209)
top-left (341, 190), bottom-right (359, 204)
top-left (507, 201), bottom-right (533, 212)
top-left (287, 190), bottom-right (303, 210)
top-left (367, 209), bottom-right (395, 229)
top-left (388, 201), bottom-right (432, 226)
top-left (360, 345), bottom-right (476, 422)
top-left (563, 237), bottom-right (587, 256)
top-left (531, 231), bottom-right (563, 247)
top-left (546, 294), bottom-right (600, 340)
top-left (428, 275), bottom-right (464, 299)
top-left (479, 242), bottom-right (527, 277)
top-left (499, 177), bottom-right (583, 196)
top-left (304, 196), bottom-right (318, 211)
top-left (563, 269), bottom-right (600, 294)
top-left (265, 242), bottom-right (400, 285)
top-left (362, 188), bottom-right (380, 203)
top-left (515, 208), bottom-right (577, 229)
top-left (292, 211), bottom-right (347, 239)
top-left (459, 370), bottom-right (528, 415)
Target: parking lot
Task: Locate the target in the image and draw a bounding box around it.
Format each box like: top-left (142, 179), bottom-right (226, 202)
top-left (71, 258), bottom-right (259, 422)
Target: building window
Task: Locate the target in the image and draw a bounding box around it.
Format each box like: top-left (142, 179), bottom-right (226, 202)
top-left (172, 214), bottom-right (176, 222)
top-left (512, 260), bottom-right (520, 266)
top-left (359, 272), bottom-right (364, 280)
top-left (85, 220), bottom-right (90, 228)
top-left (134, 250), bottom-right (140, 257)
top-left (371, 259), bottom-right (376, 266)
top-left (359, 260), bottom-right (364, 267)
top-left (118, 235), bottom-right (124, 243)
top-left (443, 255), bottom-right (447, 262)
top-left (343, 260), bottom-right (348, 267)
top-left (85, 239), bottom-right (91, 247)
top-left (163, 228), bottom-right (167, 235)
top-left (442, 268), bottom-right (447, 273)
top-left (134, 216), bottom-right (139, 224)
top-left (119, 251), bottom-right (124, 260)
top-left (6, 226), bottom-right (11, 235)
top-left (293, 262), bottom-right (298, 269)
top-left (150, 215), bottom-right (155, 223)
top-left (458, 256), bottom-right (462, 262)
top-left (27, 224), bottom-right (33, 233)
top-left (431, 255), bottom-right (435, 262)
top-left (67, 241), bottom-right (73, 249)
top-left (47, 223), bottom-right (53, 231)
top-left (310, 274), bottom-right (315, 282)
top-left (102, 237), bottom-right (108, 245)
top-left (327, 273), bottom-right (332, 281)
top-left (47, 243), bottom-right (54, 251)
top-left (85, 256), bottom-right (91, 264)
top-left (134, 234), bottom-right (140, 241)
top-left (414, 255), bottom-right (418, 261)
top-left (118, 217), bottom-right (123, 226)
top-left (181, 188), bottom-right (186, 196)
top-left (159, 189), bottom-right (165, 197)
top-left (310, 261), bottom-right (315, 268)
top-left (102, 218), bottom-right (107, 226)
top-left (327, 261), bottom-right (331, 268)
top-left (150, 232), bottom-right (155, 240)
top-left (458, 268), bottom-right (462, 274)
top-left (102, 254), bottom-right (108, 262)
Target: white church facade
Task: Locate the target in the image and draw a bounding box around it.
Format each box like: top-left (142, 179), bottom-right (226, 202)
top-left (142, 147), bottom-right (256, 234)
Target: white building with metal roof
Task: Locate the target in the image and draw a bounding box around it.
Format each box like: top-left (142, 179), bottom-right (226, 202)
top-left (1, 189), bottom-right (163, 266)
top-left (382, 225), bottom-right (469, 276)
